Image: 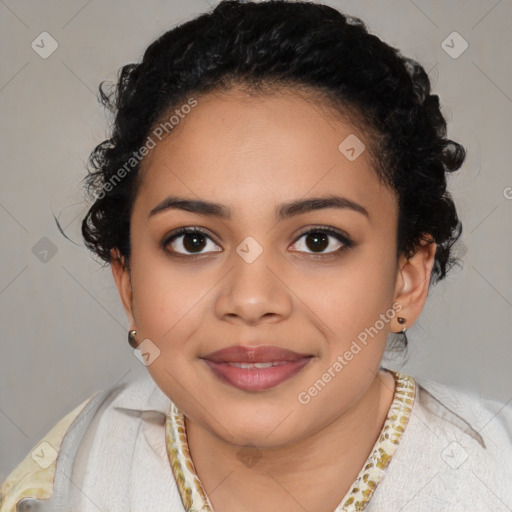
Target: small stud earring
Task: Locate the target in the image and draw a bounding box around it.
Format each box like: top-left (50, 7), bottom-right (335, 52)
top-left (397, 317), bottom-right (406, 325)
top-left (128, 330), bottom-right (139, 348)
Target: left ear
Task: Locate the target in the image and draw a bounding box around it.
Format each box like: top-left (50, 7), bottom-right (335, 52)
top-left (392, 237), bottom-right (437, 333)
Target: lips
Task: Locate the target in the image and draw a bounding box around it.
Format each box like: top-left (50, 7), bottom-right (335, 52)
top-left (201, 345), bottom-right (311, 363)
top-left (200, 345), bottom-right (313, 391)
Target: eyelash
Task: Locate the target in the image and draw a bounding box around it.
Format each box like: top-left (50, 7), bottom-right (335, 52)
top-left (162, 226), bottom-right (354, 260)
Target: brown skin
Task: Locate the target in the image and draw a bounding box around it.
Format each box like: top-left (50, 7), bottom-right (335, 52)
top-left (112, 86), bottom-right (436, 512)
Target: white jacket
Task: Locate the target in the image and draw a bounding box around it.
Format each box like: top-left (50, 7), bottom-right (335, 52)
top-left (1, 370), bottom-right (511, 511)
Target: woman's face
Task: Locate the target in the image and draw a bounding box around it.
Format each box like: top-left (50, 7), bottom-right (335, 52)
top-left (115, 86), bottom-right (410, 448)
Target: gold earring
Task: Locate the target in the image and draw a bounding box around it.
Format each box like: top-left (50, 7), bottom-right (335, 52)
top-left (128, 330), bottom-right (139, 348)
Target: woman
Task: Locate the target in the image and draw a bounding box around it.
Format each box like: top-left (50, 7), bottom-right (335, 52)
top-left (2, 1), bottom-right (511, 511)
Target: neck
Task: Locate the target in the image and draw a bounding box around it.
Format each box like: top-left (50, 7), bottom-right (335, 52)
top-left (184, 368), bottom-right (396, 512)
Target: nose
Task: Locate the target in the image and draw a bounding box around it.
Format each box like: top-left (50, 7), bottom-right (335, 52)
top-left (214, 247), bottom-right (293, 326)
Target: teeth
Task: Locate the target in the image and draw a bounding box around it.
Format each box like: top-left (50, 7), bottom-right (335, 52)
top-left (226, 361), bottom-right (288, 369)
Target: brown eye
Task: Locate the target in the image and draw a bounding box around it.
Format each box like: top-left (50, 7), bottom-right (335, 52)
top-left (164, 228), bottom-right (222, 255)
top-left (304, 232), bottom-right (330, 252)
top-left (290, 227), bottom-right (353, 256)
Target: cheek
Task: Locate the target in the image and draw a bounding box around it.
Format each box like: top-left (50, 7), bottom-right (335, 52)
top-left (129, 245), bottom-right (211, 347)
top-left (299, 250), bottom-right (398, 340)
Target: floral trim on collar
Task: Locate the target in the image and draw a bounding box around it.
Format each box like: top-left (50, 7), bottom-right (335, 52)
top-left (165, 370), bottom-right (416, 512)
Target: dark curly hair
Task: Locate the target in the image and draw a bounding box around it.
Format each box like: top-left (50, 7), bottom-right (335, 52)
top-left (80, 0), bottom-right (465, 285)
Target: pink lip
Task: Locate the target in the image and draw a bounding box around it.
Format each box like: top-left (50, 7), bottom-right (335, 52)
top-left (201, 345), bottom-right (313, 391)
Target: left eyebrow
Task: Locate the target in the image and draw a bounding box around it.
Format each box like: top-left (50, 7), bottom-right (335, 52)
top-left (148, 194), bottom-right (369, 220)
top-left (277, 195), bottom-right (369, 220)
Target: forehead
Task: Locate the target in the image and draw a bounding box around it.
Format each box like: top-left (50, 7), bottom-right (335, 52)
top-left (134, 87), bottom-right (394, 219)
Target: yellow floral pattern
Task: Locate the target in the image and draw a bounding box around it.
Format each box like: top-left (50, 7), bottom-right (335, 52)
top-left (165, 370), bottom-right (416, 512)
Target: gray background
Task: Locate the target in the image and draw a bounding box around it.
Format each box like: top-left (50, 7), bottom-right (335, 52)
top-left (1, 0), bottom-right (511, 480)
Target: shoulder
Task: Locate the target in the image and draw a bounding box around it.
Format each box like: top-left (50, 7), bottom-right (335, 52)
top-left (413, 375), bottom-right (512, 451)
top-left (370, 372), bottom-right (512, 511)
top-left (0, 374), bottom-right (167, 512)
top-left (0, 395), bottom-right (93, 511)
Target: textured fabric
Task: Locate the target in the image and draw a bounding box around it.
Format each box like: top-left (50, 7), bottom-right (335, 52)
top-left (165, 370), bottom-right (416, 512)
top-left (0, 396), bottom-right (93, 511)
top-left (1, 369), bottom-right (511, 511)
top-left (366, 377), bottom-right (512, 511)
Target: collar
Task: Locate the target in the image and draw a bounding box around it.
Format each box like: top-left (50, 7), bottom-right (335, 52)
top-left (112, 372), bottom-right (172, 417)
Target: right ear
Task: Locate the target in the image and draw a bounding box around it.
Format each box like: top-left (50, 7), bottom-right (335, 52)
top-left (111, 248), bottom-right (135, 327)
